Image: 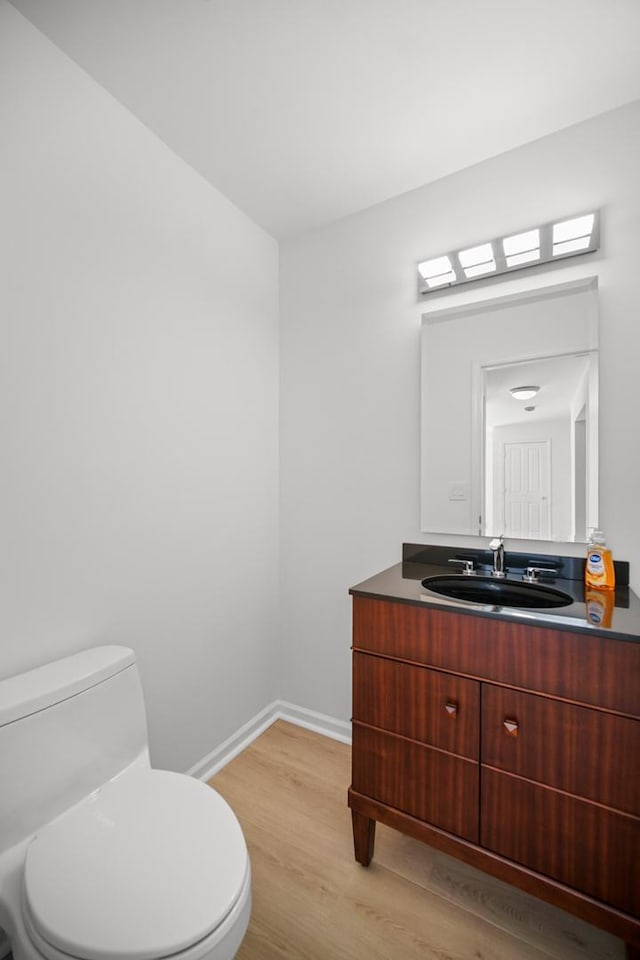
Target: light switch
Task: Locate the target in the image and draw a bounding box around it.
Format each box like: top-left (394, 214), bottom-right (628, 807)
top-left (448, 481), bottom-right (468, 501)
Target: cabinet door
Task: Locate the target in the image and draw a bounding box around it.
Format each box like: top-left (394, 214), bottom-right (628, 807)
top-left (353, 653), bottom-right (479, 759)
top-left (482, 686), bottom-right (640, 815)
top-left (481, 768), bottom-right (640, 915)
top-left (352, 723), bottom-right (479, 842)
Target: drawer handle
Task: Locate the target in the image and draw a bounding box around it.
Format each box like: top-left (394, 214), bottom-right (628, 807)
top-left (444, 701), bottom-right (458, 717)
top-left (503, 718), bottom-right (519, 736)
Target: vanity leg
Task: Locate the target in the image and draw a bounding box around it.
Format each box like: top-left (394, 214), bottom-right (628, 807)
top-left (352, 810), bottom-right (376, 866)
top-left (626, 943), bottom-right (640, 960)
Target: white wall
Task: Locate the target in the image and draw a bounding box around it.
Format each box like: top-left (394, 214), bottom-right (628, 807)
top-left (280, 99), bottom-right (640, 722)
top-left (0, 2), bottom-right (280, 773)
top-left (4, 0), bottom-right (640, 748)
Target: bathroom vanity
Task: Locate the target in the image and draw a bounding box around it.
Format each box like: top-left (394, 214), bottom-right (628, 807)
top-left (348, 544), bottom-right (640, 959)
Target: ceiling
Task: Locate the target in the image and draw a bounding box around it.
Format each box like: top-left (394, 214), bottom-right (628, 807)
top-left (485, 354), bottom-right (591, 429)
top-left (10, 0), bottom-right (640, 239)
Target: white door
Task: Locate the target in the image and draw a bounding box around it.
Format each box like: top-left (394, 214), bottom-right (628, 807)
top-left (503, 441), bottom-right (551, 539)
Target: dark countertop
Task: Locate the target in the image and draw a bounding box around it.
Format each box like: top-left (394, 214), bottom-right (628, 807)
top-left (349, 545), bottom-right (640, 644)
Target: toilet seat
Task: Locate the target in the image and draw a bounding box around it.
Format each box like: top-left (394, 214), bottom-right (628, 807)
top-left (22, 769), bottom-right (249, 960)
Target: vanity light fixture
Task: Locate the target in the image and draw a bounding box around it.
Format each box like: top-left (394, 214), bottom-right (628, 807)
top-left (417, 210), bottom-right (600, 295)
top-left (510, 385), bottom-right (540, 400)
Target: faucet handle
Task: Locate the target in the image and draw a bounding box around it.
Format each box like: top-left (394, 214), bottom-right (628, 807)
top-left (448, 558), bottom-right (476, 576)
top-left (522, 566), bottom-right (557, 583)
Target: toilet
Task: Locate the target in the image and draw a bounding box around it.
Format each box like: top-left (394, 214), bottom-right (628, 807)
top-left (0, 646), bottom-right (251, 960)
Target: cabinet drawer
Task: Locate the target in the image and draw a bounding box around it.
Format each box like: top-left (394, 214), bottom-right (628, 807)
top-left (352, 596), bottom-right (640, 715)
top-left (352, 723), bottom-right (479, 842)
top-left (482, 686), bottom-right (640, 815)
top-left (353, 652), bottom-right (479, 759)
top-left (481, 768), bottom-right (640, 915)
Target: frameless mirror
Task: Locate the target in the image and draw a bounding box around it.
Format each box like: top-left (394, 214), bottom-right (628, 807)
top-left (421, 277), bottom-right (599, 542)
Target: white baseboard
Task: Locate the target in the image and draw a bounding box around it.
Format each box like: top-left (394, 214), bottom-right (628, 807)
top-left (277, 700), bottom-right (352, 745)
top-left (187, 699), bottom-right (351, 782)
top-left (186, 700), bottom-right (281, 781)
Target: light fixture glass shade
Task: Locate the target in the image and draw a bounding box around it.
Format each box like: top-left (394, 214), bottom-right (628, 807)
top-left (464, 261), bottom-right (496, 278)
top-left (510, 385), bottom-right (540, 400)
top-left (506, 249), bottom-right (540, 267)
top-left (553, 214), bottom-right (594, 244)
top-left (458, 242), bottom-right (494, 268)
top-left (553, 236), bottom-right (591, 257)
top-left (418, 255), bottom-right (453, 280)
top-left (425, 271), bottom-right (456, 288)
top-left (502, 229), bottom-right (539, 256)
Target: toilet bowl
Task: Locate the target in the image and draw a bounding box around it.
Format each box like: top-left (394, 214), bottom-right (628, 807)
top-left (0, 647), bottom-right (251, 960)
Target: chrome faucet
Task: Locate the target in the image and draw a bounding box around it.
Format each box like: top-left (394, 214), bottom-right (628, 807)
top-left (489, 536), bottom-right (506, 579)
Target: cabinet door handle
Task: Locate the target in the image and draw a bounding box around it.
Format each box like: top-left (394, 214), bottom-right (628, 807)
top-left (444, 701), bottom-right (458, 717)
top-left (503, 718), bottom-right (519, 736)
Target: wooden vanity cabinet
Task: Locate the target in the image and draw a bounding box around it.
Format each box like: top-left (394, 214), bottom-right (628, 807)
top-left (348, 595), bottom-right (640, 957)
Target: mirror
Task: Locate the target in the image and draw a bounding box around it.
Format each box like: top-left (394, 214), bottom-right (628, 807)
top-left (421, 277), bottom-right (599, 542)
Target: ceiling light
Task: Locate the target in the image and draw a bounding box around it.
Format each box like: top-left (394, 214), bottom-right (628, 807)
top-left (506, 249), bottom-right (540, 268)
top-left (553, 214), bottom-right (594, 244)
top-left (464, 261), bottom-right (496, 278)
top-left (418, 255), bottom-right (454, 280)
top-left (458, 243), bottom-right (494, 268)
top-left (510, 386), bottom-right (540, 401)
top-left (502, 229), bottom-right (539, 256)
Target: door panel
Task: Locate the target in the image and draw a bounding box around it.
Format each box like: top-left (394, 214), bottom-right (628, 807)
top-left (352, 723), bottom-right (479, 842)
top-left (353, 653), bottom-right (480, 759)
top-left (481, 768), bottom-right (640, 915)
top-left (503, 440), bottom-right (550, 539)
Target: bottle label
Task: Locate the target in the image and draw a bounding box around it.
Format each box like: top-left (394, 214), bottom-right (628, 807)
top-left (587, 552), bottom-right (604, 573)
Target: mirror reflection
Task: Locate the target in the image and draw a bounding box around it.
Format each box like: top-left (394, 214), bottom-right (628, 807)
top-left (421, 277), bottom-right (599, 543)
top-left (483, 351), bottom-right (597, 541)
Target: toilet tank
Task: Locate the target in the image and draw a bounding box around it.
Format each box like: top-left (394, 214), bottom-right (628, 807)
top-left (0, 646), bottom-right (150, 851)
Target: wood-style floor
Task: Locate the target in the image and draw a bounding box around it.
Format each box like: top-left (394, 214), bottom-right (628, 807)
top-left (210, 720), bottom-right (624, 960)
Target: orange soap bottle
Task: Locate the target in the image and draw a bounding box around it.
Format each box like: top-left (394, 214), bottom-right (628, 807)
top-left (585, 529), bottom-right (615, 591)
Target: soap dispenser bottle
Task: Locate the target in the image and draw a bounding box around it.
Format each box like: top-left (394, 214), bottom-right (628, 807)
top-left (585, 529), bottom-right (615, 591)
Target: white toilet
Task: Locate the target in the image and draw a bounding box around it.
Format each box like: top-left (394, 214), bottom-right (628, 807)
top-left (0, 646), bottom-right (251, 960)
